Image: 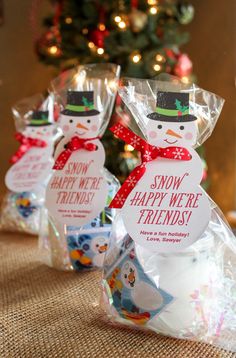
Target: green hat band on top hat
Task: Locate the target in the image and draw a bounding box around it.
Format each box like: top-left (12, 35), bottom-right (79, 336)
top-left (65, 104), bottom-right (95, 112)
top-left (30, 119), bottom-right (50, 125)
top-left (156, 106), bottom-right (189, 116)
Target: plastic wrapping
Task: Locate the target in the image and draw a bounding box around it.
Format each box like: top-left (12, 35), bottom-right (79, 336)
top-left (0, 94), bottom-right (58, 235)
top-left (39, 63), bottom-right (121, 271)
top-left (101, 77), bottom-right (236, 352)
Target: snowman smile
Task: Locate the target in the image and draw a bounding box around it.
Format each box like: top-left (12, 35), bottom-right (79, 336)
top-left (75, 130), bottom-right (86, 136)
top-left (164, 139), bottom-right (178, 144)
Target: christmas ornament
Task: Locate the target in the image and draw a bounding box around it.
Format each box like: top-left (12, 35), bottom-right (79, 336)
top-left (129, 9), bottom-right (148, 32)
top-left (174, 54), bottom-right (193, 77)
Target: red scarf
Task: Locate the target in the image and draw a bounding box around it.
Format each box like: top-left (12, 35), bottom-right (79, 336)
top-left (109, 123), bottom-right (192, 209)
top-left (53, 136), bottom-right (98, 170)
top-left (10, 132), bottom-right (47, 164)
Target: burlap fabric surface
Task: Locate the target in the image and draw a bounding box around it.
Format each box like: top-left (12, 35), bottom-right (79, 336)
top-left (0, 233), bottom-right (235, 358)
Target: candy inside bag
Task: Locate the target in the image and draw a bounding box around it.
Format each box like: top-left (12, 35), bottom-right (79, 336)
top-left (39, 63), bottom-right (121, 271)
top-left (101, 77), bottom-right (236, 352)
top-left (1, 94), bottom-right (58, 235)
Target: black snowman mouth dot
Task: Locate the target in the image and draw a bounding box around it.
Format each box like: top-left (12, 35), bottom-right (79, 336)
top-left (164, 139), bottom-right (178, 144)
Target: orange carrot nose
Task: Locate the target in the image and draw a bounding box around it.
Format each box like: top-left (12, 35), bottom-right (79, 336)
top-left (166, 129), bottom-right (182, 138)
top-left (99, 245), bottom-right (108, 252)
top-left (128, 271), bottom-right (135, 282)
top-left (76, 122), bottom-right (88, 130)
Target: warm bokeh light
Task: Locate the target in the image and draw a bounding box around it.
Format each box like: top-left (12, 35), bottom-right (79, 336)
top-left (98, 23), bottom-right (106, 31)
top-left (88, 41), bottom-right (95, 49)
top-left (132, 53), bottom-right (142, 63)
top-left (82, 28), bottom-right (89, 35)
top-left (114, 15), bottom-right (121, 23)
top-left (147, 0), bottom-right (158, 4)
top-left (65, 17), bottom-right (72, 24)
top-left (97, 47), bottom-right (104, 55)
top-left (155, 54), bottom-right (165, 63)
top-left (149, 6), bottom-right (158, 14)
top-left (181, 76), bottom-right (190, 84)
top-left (48, 46), bottom-right (58, 55)
top-left (124, 144), bottom-right (134, 152)
top-left (118, 21), bottom-right (126, 29)
top-left (153, 63), bottom-right (161, 71)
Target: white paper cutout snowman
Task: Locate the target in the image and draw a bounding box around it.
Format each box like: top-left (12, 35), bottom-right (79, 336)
top-left (91, 236), bottom-right (109, 267)
top-left (5, 111), bottom-right (55, 193)
top-left (120, 260), bottom-right (164, 311)
top-left (46, 91), bottom-right (108, 226)
top-left (122, 91), bottom-right (211, 252)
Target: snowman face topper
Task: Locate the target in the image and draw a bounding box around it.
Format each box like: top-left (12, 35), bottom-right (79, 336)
top-left (121, 260), bottom-right (139, 289)
top-left (24, 111), bottom-right (54, 141)
top-left (91, 236), bottom-right (109, 254)
top-left (59, 90), bottom-right (102, 139)
top-left (146, 91), bottom-right (198, 148)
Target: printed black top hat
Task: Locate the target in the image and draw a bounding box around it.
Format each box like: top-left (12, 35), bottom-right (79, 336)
top-left (28, 111), bottom-right (52, 126)
top-left (147, 91), bottom-right (197, 122)
top-left (61, 91), bottom-right (100, 117)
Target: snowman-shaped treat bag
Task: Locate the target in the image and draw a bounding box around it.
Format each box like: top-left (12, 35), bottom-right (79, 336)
top-left (101, 77), bottom-right (236, 352)
top-left (1, 94), bottom-right (57, 235)
top-left (41, 64), bottom-right (120, 271)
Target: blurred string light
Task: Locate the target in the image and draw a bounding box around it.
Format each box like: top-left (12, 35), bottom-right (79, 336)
top-left (88, 41), bottom-right (95, 49)
top-left (48, 45), bottom-right (59, 55)
top-left (65, 17), bottom-right (72, 24)
top-left (131, 52), bottom-right (142, 63)
top-left (82, 28), bottom-right (89, 35)
top-left (153, 63), bottom-right (161, 72)
top-left (98, 23), bottom-right (106, 31)
top-left (147, 0), bottom-right (158, 4)
top-left (149, 6), bottom-right (158, 15)
top-left (124, 144), bottom-right (134, 152)
top-left (155, 53), bottom-right (166, 63)
top-left (181, 76), bottom-right (190, 84)
top-left (97, 47), bottom-right (104, 55)
top-left (113, 13), bottom-right (128, 30)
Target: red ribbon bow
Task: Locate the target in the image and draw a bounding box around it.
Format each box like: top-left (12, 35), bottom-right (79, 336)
top-left (53, 136), bottom-right (98, 170)
top-left (10, 132), bottom-right (47, 164)
top-left (109, 123), bottom-right (192, 209)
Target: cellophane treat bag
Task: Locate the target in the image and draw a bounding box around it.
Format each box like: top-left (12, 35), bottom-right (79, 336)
top-left (101, 76), bottom-right (236, 352)
top-left (1, 94), bottom-right (58, 235)
top-left (39, 63), bottom-right (121, 271)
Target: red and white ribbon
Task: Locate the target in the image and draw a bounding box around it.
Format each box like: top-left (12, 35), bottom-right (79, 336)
top-left (53, 136), bottom-right (98, 170)
top-left (109, 123), bottom-right (192, 209)
top-left (10, 132), bottom-right (47, 164)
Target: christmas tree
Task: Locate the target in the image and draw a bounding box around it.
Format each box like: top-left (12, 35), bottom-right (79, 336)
top-left (36, 0), bottom-right (207, 184)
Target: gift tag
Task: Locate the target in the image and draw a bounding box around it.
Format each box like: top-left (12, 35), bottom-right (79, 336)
top-left (122, 153), bottom-right (210, 252)
top-left (46, 148), bottom-right (108, 226)
top-left (5, 147), bottom-right (53, 192)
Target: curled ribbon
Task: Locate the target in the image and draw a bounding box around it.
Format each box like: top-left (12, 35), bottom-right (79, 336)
top-left (53, 136), bottom-right (98, 170)
top-left (109, 123), bottom-right (192, 209)
top-left (10, 132), bottom-right (47, 164)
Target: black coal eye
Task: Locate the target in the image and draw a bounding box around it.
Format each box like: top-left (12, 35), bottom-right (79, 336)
top-left (124, 274), bottom-right (127, 278)
top-left (69, 119), bottom-right (73, 123)
top-left (96, 244), bottom-right (99, 247)
top-left (130, 268), bottom-right (132, 272)
top-left (87, 119), bottom-right (91, 123)
top-left (157, 125), bottom-right (162, 129)
top-left (180, 126), bottom-right (184, 130)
